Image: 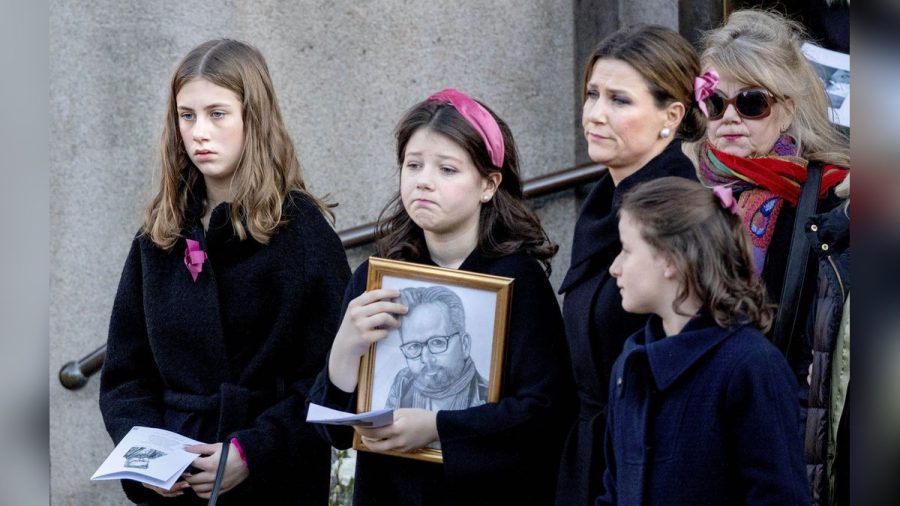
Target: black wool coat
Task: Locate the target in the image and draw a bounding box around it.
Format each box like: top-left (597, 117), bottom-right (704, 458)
top-left (99, 188), bottom-right (350, 505)
top-left (309, 250), bottom-right (577, 505)
top-left (554, 140), bottom-right (698, 506)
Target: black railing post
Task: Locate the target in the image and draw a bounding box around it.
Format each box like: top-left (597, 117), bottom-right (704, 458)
top-left (58, 345), bottom-right (106, 390)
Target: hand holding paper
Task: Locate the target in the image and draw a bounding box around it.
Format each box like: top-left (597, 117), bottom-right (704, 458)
top-left (183, 442), bottom-right (249, 500)
top-left (91, 426), bottom-right (201, 491)
top-left (357, 408), bottom-right (438, 453)
top-left (306, 403), bottom-right (394, 428)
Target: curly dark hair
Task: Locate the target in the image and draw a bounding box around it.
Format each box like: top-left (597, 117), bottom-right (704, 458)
top-left (620, 177), bottom-right (774, 332)
top-left (375, 98), bottom-right (557, 275)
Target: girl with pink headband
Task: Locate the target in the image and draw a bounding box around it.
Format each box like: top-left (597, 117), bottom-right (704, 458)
top-left (310, 88), bottom-right (576, 505)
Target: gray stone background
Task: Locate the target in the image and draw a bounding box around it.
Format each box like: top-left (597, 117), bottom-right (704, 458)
top-left (49, 1), bottom-right (683, 503)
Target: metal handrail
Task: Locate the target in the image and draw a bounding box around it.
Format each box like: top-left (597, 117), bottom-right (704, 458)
top-left (58, 345), bottom-right (106, 390)
top-left (58, 163), bottom-right (606, 389)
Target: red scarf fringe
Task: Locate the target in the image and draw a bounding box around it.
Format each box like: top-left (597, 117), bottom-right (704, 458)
top-left (711, 147), bottom-right (848, 206)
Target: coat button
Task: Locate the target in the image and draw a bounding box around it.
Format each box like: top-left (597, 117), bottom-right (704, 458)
top-left (821, 243), bottom-right (830, 251)
top-left (616, 377), bottom-right (623, 386)
top-left (810, 224), bottom-right (818, 232)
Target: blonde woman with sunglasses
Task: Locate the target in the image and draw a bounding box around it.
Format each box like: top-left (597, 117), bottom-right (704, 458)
top-left (695, 9), bottom-right (850, 505)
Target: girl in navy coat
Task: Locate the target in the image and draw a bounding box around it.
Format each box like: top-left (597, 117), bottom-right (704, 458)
top-left (309, 89), bottom-right (576, 505)
top-left (99, 39), bottom-right (349, 504)
top-left (597, 177), bottom-right (809, 505)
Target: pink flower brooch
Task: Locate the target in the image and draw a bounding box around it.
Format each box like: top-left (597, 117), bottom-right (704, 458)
top-left (183, 239), bottom-right (207, 282)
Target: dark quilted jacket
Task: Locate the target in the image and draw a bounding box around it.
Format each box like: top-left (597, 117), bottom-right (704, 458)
top-left (803, 200), bottom-right (850, 505)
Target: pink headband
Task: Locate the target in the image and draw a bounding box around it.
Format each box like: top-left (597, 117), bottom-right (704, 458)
top-left (427, 88), bottom-right (505, 168)
top-left (712, 185), bottom-right (739, 215)
top-left (694, 69), bottom-right (720, 118)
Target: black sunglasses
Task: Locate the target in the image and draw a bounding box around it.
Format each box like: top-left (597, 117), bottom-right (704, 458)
top-left (704, 88), bottom-right (777, 121)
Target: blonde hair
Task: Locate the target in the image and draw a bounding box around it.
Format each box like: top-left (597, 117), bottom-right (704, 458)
top-left (701, 9), bottom-right (849, 167)
top-left (621, 177), bottom-right (774, 332)
top-left (143, 39), bottom-right (331, 249)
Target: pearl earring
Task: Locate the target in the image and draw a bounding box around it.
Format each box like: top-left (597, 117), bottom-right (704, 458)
top-left (659, 127), bottom-right (671, 139)
top-left (482, 195), bottom-right (490, 202)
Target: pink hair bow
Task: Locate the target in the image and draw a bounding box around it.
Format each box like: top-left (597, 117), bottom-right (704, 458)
top-left (427, 88), bottom-right (505, 168)
top-left (694, 69), bottom-right (720, 118)
top-left (184, 239), bottom-right (207, 282)
top-left (712, 185), bottom-right (739, 215)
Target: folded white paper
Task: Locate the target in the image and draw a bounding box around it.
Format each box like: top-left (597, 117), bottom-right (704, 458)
top-left (92, 426), bottom-right (201, 491)
top-left (306, 403), bottom-right (394, 428)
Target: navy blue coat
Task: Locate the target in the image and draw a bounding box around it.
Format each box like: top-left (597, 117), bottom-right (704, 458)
top-left (309, 250), bottom-right (577, 505)
top-left (99, 187), bottom-right (350, 505)
top-left (556, 140), bottom-right (698, 506)
top-left (597, 314), bottom-right (810, 505)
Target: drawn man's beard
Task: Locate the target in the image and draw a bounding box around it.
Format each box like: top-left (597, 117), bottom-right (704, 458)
top-left (413, 364), bottom-right (454, 390)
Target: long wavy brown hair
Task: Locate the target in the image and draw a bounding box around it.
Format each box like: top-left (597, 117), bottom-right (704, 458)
top-left (375, 98), bottom-right (558, 275)
top-left (142, 39), bottom-right (331, 249)
top-left (620, 177), bottom-right (774, 332)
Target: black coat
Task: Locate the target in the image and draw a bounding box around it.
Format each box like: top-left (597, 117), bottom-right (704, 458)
top-left (99, 189), bottom-right (350, 505)
top-left (555, 140), bottom-right (697, 506)
top-left (803, 200), bottom-right (850, 505)
top-left (309, 250), bottom-right (577, 505)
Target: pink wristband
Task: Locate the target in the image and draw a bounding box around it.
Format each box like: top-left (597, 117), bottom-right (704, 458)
top-left (230, 437), bottom-right (248, 470)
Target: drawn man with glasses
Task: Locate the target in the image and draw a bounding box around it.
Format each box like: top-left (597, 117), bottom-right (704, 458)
top-left (385, 286), bottom-right (488, 411)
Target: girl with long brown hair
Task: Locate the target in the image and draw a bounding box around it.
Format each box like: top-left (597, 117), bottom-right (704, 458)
top-left (309, 88), bottom-right (576, 505)
top-left (597, 177), bottom-right (808, 504)
top-left (99, 39), bottom-right (349, 504)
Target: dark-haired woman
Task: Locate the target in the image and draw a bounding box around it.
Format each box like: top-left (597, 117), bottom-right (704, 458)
top-left (555, 25), bottom-right (704, 506)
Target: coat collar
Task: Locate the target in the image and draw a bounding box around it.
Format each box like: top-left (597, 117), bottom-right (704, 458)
top-left (183, 177), bottom-right (234, 244)
top-left (805, 199), bottom-right (849, 259)
top-left (184, 177), bottom-right (269, 247)
top-left (414, 245), bottom-right (488, 272)
top-left (559, 140), bottom-right (695, 294)
top-left (622, 311), bottom-right (739, 391)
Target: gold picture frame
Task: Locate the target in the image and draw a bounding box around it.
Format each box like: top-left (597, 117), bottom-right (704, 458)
top-left (353, 257), bottom-right (514, 464)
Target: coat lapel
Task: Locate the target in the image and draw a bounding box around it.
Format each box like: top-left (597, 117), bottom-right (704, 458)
top-left (559, 140), bottom-right (694, 295)
top-left (642, 314), bottom-right (738, 392)
top-left (146, 179), bottom-right (231, 388)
